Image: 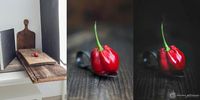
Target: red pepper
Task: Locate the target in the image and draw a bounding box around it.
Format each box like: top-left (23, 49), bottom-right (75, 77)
top-left (159, 23), bottom-right (186, 72)
top-left (91, 22), bottom-right (119, 76)
top-left (32, 52), bottom-right (39, 57)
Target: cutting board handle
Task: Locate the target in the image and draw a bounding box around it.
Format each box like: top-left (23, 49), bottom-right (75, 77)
top-left (24, 19), bottom-right (29, 30)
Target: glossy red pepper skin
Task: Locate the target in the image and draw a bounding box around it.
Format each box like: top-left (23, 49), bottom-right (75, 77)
top-left (159, 23), bottom-right (186, 73)
top-left (91, 45), bottom-right (119, 76)
top-left (160, 45), bottom-right (186, 72)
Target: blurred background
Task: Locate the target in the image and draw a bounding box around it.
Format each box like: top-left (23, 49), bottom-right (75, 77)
top-left (68, 0), bottom-right (133, 33)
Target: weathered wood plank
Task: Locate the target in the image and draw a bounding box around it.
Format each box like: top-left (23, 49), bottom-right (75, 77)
top-left (17, 51), bottom-right (66, 83)
top-left (18, 49), bottom-right (57, 66)
top-left (17, 51), bottom-right (38, 82)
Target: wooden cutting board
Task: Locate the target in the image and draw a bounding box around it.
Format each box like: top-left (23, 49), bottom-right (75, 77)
top-left (17, 19), bottom-right (35, 50)
top-left (17, 51), bottom-right (66, 83)
top-left (16, 19), bottom-right (66, 83)
top-left (18, 49), bottom-right (57, 66)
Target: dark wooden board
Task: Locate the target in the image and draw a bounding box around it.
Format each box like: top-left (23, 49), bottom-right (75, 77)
top-left (17, 51), bottom-right (66, 83)
top-left (18, 49), bottom-right (57, 66)
top-left (67, 27), bottom-right (133, 100)
top-left (17, 19), bottom-right (35, 50)
top-left (0, 29), bottom-right (16, 70)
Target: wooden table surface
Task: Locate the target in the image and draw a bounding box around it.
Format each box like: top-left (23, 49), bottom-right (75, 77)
top-left (67, 25), bottom-right (133, 100)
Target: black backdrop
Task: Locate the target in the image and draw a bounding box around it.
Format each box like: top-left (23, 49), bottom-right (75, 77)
top-left (134, 0), bottom-right (200, 99)
top-left (40, 0), bottom-right (60, 62)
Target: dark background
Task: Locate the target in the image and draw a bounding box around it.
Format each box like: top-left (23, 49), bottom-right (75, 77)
top-left (68, 0), bottom-right (133, 34)
top-left (134, 0), bottom-right (200, 99)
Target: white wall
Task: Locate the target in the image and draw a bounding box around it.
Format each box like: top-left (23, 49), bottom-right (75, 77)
top-left (0, 0), bottom-right (42, 49)
top-left (59, 0), bottom-right (67, 65)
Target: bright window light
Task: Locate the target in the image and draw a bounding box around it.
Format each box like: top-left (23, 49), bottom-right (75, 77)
top-left (58, 0), bottom-right (66, 69)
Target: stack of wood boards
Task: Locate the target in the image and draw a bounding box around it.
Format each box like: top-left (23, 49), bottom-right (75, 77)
top-left (17, 49), bottom-right (66, 83)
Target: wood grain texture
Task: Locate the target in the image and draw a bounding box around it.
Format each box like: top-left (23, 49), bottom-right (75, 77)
top-left (18, 49), bottom-right (57, 66)
top-left (17, 19), bottom-right (35, 50)
top-left (17, 51), bottom-right (66, 83)
top-left (67, 26), bottom-right (133, 100)
top-left (134, 61), bottom-right (200, 100)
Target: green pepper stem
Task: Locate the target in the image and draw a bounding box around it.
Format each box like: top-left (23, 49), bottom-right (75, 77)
top-left (161, 23), bottom-right (170, 51)
top-left (94, 22), bottom-right (104, 51)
